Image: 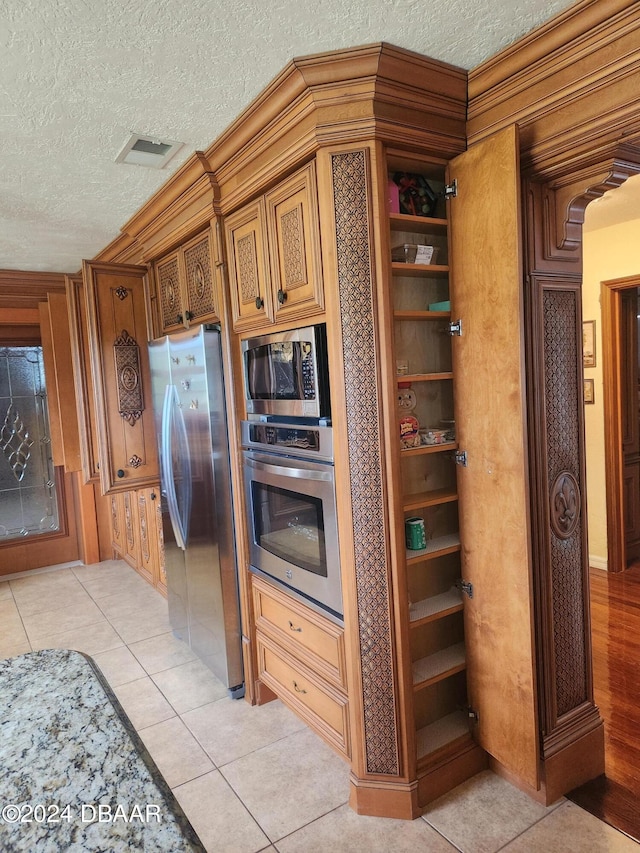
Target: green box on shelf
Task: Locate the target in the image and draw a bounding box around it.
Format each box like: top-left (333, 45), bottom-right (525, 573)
top-left (428, 300), bottom-right (450, 311)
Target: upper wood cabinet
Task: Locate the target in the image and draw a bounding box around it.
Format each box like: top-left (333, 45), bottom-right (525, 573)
top-left (225, 162), bottom-right (324, 332)
top-left (82, 260), bottom-right (159, 494)
top-left (154, 228), bottom-right (218, 334)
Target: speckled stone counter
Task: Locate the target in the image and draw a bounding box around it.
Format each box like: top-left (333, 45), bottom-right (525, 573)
top-left (0, 649), bottom-right (205, 852)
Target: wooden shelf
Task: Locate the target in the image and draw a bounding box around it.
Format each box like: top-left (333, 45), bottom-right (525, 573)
top-left (393, 310), bottom-right (450, 320)
top-left (397, 372), bottom-right (453, 382)
top-left (412, 642), bottom-right (466, 690)
top-left (416, 711), bottom-right (470, 762)
top-left (389, 213), bottom-right (448, 234)
top-left (406, 533), bottom-right (461, 563)
top-left (400, 441), bottom-right (457, 457)
top-left (391, 263), bottom-right (449, 277)
top-left (409, 588), bottom-right (463, 626)
top-left (403, 488), bottom-right (457, 512)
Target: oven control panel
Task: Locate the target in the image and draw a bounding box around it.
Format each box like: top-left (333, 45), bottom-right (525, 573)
top-left (241, 421), bottom-right (333, 462)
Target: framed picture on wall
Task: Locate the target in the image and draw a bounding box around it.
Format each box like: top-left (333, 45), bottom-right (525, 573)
top-left (583, 320), bottom-right (596, 367)
top-left (584, 378), bottom-right (595, 404)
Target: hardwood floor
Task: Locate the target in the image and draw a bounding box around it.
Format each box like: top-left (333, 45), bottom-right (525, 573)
top-left (567, 565), bottom-right (640, 842)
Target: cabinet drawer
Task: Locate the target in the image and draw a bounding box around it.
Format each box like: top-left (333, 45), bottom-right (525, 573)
top-left (257, 632), bottom-right (349, 758)
top-left (253, 577), bottom-right (346, 690)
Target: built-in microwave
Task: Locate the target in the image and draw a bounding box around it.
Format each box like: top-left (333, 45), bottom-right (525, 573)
top-left (241, 324), bottom-right (330, 420)
top-left (241, 420), bottom-right (342, 621)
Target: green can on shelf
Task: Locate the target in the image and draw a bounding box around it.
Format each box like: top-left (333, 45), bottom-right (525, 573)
top-left (405, 517), bottom-right (427, 550)
top-left (428, 300), bottom-right (451, 312)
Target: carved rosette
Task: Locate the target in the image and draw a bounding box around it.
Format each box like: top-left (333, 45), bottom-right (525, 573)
top-left (114, 330), bottom-right (144, 426)
top-left (332, 150), bottom-right (399, 777)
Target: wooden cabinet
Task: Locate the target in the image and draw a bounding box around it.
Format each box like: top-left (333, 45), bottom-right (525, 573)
top-left (110, 486), bottom-right (166, 595)
top-left (82, 261), bottom-right (159, 494)
top-left (253, 575), bottom-right (349, 758)
top-left (154, 228), bottom-right (218, 334)
top-left (225, 162), bottom-right (323, 332)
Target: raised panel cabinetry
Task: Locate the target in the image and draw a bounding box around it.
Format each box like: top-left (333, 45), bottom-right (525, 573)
top-left (154, 228), bottom-right (218, 334)
top-left (225, 162), bottom-right (323, 332)
top-left (253, 576), bottom-right (349, 758)
top-left (82, 261), bottom-right (159, 494)
top-left (110, 487), bottom-right (166, 594)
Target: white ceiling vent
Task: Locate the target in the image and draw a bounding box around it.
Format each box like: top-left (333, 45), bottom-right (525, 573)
top-left (115, 133), bottom-right (184, 169)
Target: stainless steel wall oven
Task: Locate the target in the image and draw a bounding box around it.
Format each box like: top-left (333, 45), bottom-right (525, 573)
top-left (241, 421), bottom-right (342, 620)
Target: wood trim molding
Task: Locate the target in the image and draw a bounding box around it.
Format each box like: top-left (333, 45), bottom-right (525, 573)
top-left (467, 1), bottom-right (640, 177)
top-left (0, 270), bottom-right (67, 308)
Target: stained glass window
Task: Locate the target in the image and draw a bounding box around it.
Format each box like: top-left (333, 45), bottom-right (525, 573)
top-left (0, 347), bottom-right (59, 541)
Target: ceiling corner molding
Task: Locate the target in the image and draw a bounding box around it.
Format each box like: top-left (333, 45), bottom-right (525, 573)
top-left (466, 0), bottom-right (640, 173)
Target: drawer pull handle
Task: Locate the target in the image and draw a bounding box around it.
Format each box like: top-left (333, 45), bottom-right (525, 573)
top-left (292, 681), bottom-right (307, 694)
top-left (288, 621), bottom-right (302, 633)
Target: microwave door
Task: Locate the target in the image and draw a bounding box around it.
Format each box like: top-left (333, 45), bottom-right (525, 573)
top-left (247, 345), bottom-right (275, 403)
top-left (161, 383), bottom-right (192, 550)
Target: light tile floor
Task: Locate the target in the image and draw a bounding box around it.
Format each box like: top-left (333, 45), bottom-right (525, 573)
top-left (1, 558), bottom-right (638, 852)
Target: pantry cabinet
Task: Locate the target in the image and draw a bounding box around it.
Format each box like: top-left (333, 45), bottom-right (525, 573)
top-left (110, 486), bottom-right (166, 594)
top-left (225, 162), bottom-right (323, 332)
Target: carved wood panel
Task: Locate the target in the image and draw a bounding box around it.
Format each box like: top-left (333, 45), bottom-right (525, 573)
top-left (331, 149), bottom-right (399, 777)
top-left (156, 253), bottom-right (182, 332)
top-left (184, 233), bottom-right (216, 322)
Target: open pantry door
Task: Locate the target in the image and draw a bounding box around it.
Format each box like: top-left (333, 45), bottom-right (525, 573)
top-left (448, 125), bottom-right (539, 790)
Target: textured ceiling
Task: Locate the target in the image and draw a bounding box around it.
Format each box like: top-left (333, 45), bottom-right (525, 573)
top-left (1, 0), bottom-right (580, 274)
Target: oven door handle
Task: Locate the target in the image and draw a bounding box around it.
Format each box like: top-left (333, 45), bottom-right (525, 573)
top-left (244, 454), bottom-right (334, 483)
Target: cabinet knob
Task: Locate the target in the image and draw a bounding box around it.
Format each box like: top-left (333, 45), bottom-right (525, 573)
top-left (277, 288), bottom-right (287, 305)
top-left (116, 469), bottom-right (125, 479)
top-left (177, 314), bottom-right (183, 324)
top-left (288, 620), bottom-right (302, 633)
top-left (292, 680), bottom-right (307, 695)
top-left (185, 310), bottom-right (193, 321)
top-left (255, 296), bottom-right (264, 310)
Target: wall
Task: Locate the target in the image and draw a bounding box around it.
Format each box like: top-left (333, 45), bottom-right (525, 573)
top-left (582, 213), bottom-right (640, 568)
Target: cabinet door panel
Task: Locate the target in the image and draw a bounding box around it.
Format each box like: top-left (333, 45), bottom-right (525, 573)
top-left (225, 199), bottom-right (273, 331)
top-left (155, 252), bottom-right (184, 333)
top-left (266, 162), bottom-right (324, 321)
top-left (66, 274), bottom-right (101, 482)
top-left (449, 125), bottom-right (539, 789)
top-left (83, 261), bottom-right (159, 494)
top-left (183, 230), bottom-right (218, 323)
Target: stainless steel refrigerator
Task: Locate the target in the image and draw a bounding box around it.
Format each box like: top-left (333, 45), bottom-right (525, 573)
top-left (148, 324), bottom-right (244, 698)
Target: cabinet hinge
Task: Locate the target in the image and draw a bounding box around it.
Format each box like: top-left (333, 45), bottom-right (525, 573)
top-left (443, 179), bottom-right (458, 200)
top-left (456, 579), bottom-right (474, 598)
top-left (447, 319), bottom-right (463, 337)
top-left (454, 449), bottom-right (468, 467)
top-left (467, 706), bottom-right (480, 723)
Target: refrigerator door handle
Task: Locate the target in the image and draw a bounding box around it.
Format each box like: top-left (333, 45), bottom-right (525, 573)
top-left (161, 384), bottom-right (190, 550)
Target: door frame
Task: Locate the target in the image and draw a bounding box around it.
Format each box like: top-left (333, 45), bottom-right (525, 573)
top-left (601, 273), bottom-right (640, 573)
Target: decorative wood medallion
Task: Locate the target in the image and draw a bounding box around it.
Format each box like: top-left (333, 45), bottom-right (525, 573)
top-left (550, 471), bottom-right (580, 540)
top-left (114, 329), bottom-right (144, 426)
top-left (138, 492), bottom-right (150, 564)
top-left (543, 288), bottom-right (587, 717)
top-left (331, 150), bottom-right (399, 777)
